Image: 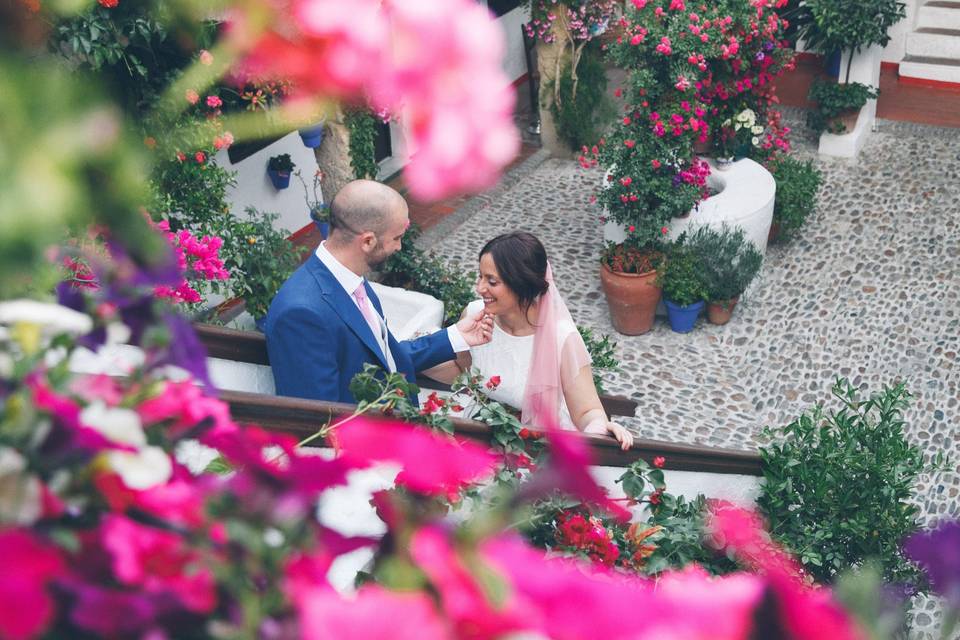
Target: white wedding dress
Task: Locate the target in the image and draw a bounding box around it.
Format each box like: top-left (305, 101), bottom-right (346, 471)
top-left (459, 299), bottom-right (581, 429)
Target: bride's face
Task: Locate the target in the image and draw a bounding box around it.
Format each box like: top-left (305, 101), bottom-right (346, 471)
top-left (476, 253), bottom-right (519, 316)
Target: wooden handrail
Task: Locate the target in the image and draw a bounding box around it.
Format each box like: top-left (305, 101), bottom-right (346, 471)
top-left (195, 322), bottom-right (639, 418)
top-left (221, 389), bottom-right (763, 476)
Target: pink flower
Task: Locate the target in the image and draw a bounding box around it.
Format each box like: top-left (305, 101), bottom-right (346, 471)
top-left (624, 139), bottom-right (635, 148)
top-left (198, 49), bottom-right (214, 65)
top-left (332, 418), bottom-right (496, 497)
top-left (620, 176), bottom-right (632, 186)
top-left (655, 37), bottom-right (672, 55)
top-left (630, 33), bottom-right (644, 45)
top-left (206, 95), bottom-right (222, 108)
top-left (0, 529), bottom-right (64, 640)
top-left (632, 0), bottom-right (647, 8)
top-left (185, 89), bottom-right (199, 105)
top-left (651, 159), bottom-right (661, 168)
top-left (100, 514), bottom-right (217, 613)
top-left (194, 151), bottom-right (206, 164)
top-left (670, 0), bottom-right (685, 10)
top-left (653, 455), bottom-right (666, 467)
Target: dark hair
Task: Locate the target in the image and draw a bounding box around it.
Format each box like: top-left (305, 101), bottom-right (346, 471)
top-left (479, 232), bottom-right (549, 314)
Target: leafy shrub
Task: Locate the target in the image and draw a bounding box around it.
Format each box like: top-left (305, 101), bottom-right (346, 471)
top-left (687, 225), bottom-right (762, 303)
top-left (758, 379), bottom-right (945, 591)
top-left (344, 107), bottom-right (379, 180)
top-left (769, 156), bottom-right (822, 240)
top-left (577, 325), bottom-right (620, 395)
top-left (267, 153), bottom-right (295, 172)
top-left (655, 239), bottom-right (707, 306)
top-left (806, 80), bottom-right (879, 134)
top-left (151, 154), bottom-right (237, 233)
top-left (380, 224), bottom-right (476, 325)
top-left (209, 208), bottom-right (307, 320)
top-left (547, 44), bottom-right (615, 152)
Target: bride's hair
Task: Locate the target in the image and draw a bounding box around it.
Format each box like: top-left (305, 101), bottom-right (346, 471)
top-left (479, 232), bottom-right (549, 316)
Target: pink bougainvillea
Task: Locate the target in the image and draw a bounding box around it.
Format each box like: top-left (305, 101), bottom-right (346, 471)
top-left (235, 0), bottom-right (519, 201)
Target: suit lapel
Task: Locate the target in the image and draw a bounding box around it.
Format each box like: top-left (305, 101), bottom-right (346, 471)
top-left (306, 257), bottom-right (389, 369)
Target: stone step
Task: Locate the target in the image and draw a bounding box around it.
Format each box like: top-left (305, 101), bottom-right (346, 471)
top-left (917, 2), bottom-right (960, 30)
top-left (899, 54), bottom-right (960, 83)
top-left (905, 28), bottom-right (960, 59)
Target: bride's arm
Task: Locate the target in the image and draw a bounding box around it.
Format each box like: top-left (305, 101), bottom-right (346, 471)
top-left (561, 341), bottom-right (634, 451)
top-left (420, 352), bottom-right (472, 384)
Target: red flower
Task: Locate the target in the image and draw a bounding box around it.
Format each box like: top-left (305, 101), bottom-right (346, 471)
top-left (519, 428), bottom-right (531, 439)
top-left (176, 152), bottom-right (186, 162)
top-left (98, 0), bottom-right (118, 7)
top-left (486, 375), bottom-right (501, 389)
top-left (194, 151), bottom-right (206, 164)
top-left (653, 456), bottom-right (666, 468)
top-left (649, 490), bottom-right (662, 505)
top-left (628, 225), bottom-right (636, 233)
top-left (661, 226), bottom-right (669, 234)
top-left (651, 159), bottom-right (661, 168)
top-left (624, 139), bottom-right (636, 148)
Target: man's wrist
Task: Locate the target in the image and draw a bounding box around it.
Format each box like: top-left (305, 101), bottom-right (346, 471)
top-left (446, 325), bottom-right (470, 352)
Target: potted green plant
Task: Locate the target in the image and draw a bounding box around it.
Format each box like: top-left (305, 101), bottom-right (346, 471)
top-left (767, 156), bottom-right (822, 242)
top-left (806, 80), bottom-right (879, 135)
top-left (295, 169), bottom-right (329, 238)
top-left (599, 240), bottom-right (664, 336)
top-left (655, 238), bottom-right (707, 333)
top-left (686, 225), bottom-right (762, 325)
top-left (267, 153), bottom-right (295, 189)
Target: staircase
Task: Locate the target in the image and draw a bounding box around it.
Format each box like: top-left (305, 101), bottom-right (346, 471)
top-left (900, 1), bottom-right (960, 84)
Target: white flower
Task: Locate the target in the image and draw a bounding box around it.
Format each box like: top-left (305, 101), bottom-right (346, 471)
top-left (751, 136), bottom-right (760, 146)
top-left (0, 447), bottom-right (43, 525)
top-left (0, 300), bottom-right (92, 337)
top-left (106, 446), bottom-right (172, 490)
top-left (734, 123), bottom-right (742, 130)
top-left (80, 401), bottom-right (146, 447)
top-left (751, 125), bottom-right (764, 135)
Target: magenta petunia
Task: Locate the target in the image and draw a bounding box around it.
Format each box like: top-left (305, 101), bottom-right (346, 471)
top-left (0, 529), bottom-right (64, 640)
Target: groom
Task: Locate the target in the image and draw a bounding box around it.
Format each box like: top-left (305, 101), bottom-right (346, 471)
top-left (264, 179), bottom-right (492, 404)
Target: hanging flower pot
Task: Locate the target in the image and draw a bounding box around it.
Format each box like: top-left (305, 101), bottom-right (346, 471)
top-left (664, 299), bottom-right (704, 333)
top-left (267, 153), bottom-right (295, 190)
top-left (298, 123), bottom-right (325, 148)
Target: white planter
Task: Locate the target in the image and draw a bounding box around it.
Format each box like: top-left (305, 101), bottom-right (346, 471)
top-left (603, 157), bottom-right (776, 255)
top-left (817, 44), bottom-right (883, 159)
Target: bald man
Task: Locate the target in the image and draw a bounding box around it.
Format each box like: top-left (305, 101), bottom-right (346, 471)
top-left (264, 180), bottom-right (493, 404)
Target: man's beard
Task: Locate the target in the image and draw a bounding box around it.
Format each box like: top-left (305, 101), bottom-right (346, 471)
top-left (366, 248), bottom-right (391, 271)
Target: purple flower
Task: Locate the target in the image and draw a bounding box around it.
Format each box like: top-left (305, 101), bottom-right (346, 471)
top-left (763, 40), bottom-right (775, 52)
top-left (904, 519), bottom-right (960, 607)
top-left (755, 51), bottom-right (765, 62)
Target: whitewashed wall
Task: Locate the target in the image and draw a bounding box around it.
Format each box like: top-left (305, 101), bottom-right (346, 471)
top-left (213, 131), bottom-right (323, 236)
top-left (497, 5), bottom-right (533, 82)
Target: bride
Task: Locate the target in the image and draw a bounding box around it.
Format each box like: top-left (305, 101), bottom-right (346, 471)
top-left (426, 232), bottom-right (634, 450)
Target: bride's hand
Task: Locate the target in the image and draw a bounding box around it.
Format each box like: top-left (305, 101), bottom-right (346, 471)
top-left (607, 421), bottom-right (634, 451)
top-left (456, 310), bottom-right (494, 347)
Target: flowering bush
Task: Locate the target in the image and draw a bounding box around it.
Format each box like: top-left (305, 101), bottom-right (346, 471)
top-left (718, 107), bottom-right (766, 157)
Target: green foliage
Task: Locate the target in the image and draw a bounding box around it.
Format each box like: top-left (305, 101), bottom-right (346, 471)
top-left (151, 153), bottom-right (237, 232)
top-left (0, 56), bottom-right (163, 298)
top-left (686, 225), bottom-right (762, 303)
top-left (49, 3), bottom-right (215, 115)
top-left (757, 379), bottom-right (945, 591)
top-left (349, 363), bottom-right (458, 433)
top-left (655, 239), bottom-right (707, 307)
top-left (577, 325), bottom-right (620, 395)
top-left (215, 208), bottom-right (306, 320)
top-left (546, 44), bottom-right (615, 152)
top-left (380, 225), bottom-right (476, 325)
top-left (783, 0), bottom-right (905, 69)
top-left (267, 153), bottom-right (295, 172)
top-left (344, 107), bottom-right (379, 180)
top-left (769, 156), bottom-right (822, 240)
top-left (806, 80), bottom-right (879, 134)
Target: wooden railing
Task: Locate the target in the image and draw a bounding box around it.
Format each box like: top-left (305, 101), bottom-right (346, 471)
top-left (197, 323), bottom-right (763, 476)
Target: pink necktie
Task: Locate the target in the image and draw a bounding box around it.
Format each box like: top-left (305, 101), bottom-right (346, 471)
top-left (353, 282), bottom-right (379, 331)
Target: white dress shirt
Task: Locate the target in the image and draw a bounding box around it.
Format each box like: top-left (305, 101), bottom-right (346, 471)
top-left (314, 243), bottom-right (469, 371)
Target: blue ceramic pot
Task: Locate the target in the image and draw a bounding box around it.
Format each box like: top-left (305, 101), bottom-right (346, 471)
top-left (298, 124), bottom-right (325, 148)
top-left (664, 299), bottom-right (704, 333)
top-left (314, 220), bottom-right (329, 239)
top-left (826, 50), bottom-right (842, 79)
top-left (255, 315), bottom-right (267, 332)
top-left (268, 168), bottom-right (291, 190)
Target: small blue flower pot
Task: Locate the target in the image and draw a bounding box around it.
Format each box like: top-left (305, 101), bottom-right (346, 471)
top-left (298, 124), bottom-right (325, 148)
top-left (664, 299), bottom-right (704, 333)
top-left (314, 220), bottom-right (329, 239)
top-left (268, 168), bottom-right (291, 190)
top-left (826, 50), bottom-right (842, 79)
top-left (255, 315), bottom-right (267, 332)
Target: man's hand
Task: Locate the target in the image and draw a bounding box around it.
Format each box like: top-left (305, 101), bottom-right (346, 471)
top-left (456, 309), bottom-right (494, 347)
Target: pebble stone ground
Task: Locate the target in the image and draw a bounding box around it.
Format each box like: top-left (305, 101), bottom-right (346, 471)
top-left (420, 110), bottom-right (959, 639)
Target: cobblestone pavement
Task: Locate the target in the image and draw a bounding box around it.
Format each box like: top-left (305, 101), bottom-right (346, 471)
top-left (421, 112), bottom-right (960, 638)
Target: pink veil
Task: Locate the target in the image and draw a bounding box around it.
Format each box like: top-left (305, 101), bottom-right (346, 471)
top-left (520, 263), bottom-right (592, 428)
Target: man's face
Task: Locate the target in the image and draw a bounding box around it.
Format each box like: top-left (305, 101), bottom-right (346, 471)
top-left (365, 205), bottom-right (409, 270)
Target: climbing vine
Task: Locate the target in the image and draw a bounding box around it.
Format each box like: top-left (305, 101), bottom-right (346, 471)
top-left (344, 107), bottom-right (379, 180)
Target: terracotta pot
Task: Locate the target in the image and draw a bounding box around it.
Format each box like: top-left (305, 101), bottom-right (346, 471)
top-left (767, 222), bottom-right (781, 244)
top-left (599, 264), bottom-right (661, 335)
top-left (706, 297), bottom-right (739, 325)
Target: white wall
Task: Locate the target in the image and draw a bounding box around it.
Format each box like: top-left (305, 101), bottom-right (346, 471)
top-left (882, 0), bottom-right (919, 64)
top-left (213, 131), bottom-right (323, 236)
top-left (497, 5), bottom-right (533, 82)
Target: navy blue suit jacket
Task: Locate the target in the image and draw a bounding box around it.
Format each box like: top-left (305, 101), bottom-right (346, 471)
top-left (264, 255), bottom-right (455, 404)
